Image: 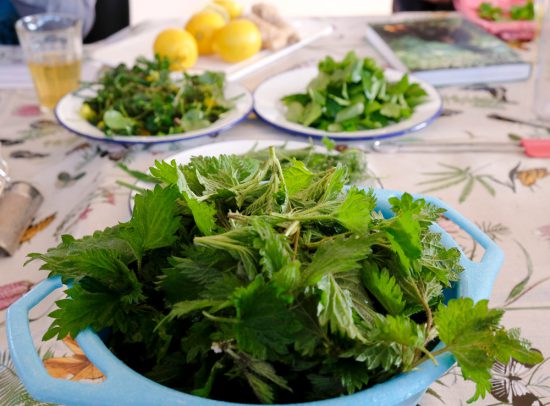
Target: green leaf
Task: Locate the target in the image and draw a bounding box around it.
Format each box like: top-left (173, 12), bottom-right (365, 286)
top-left (302, 236), bottom-right (373, 286)
top-left (302, 102), bottom-right (323, 126)
top-left (281, 93), bottom-right (310, 105)
top-left (27, 229), bottom-right (142, 304)
top-left (317, 274), bottom-right (364, 341)
top-left (163, 299), bottom-right (225, 323)
top-left (183, 192), bottom-right (218, 236)
top-left (283, 159), bottom-right (315, 197)
top-left (247, 357), bottom-right (292, 392)
top-left (271, 261), bottom-right (301, 297)
top-left (103, 109), bottom-right (135, 131)
top-left (434, 298), bottom-right (543, 402)
top-left (334, 269), bottom-right (376, 323)
top-left (160, 251), bottom-right (229, 303)
top-left (325, 359), bottom-right (371, 394)
top-left (44, 285), bottom-right (126, 341)
top-left (293, 299), bottom-right (324, 356)
top-left (195, 231), bottom-right (258, 281)
top-left (232, 278), bottom-right (302, 359)
top-left (285, 101), bottom-right (304, 123)
top-left (335, 102), bottom-right (364, 123)
top-left (191, 361), bottom-right (224, 398)
top-left (387, 74), bottom-right (409, 95)
top-left (356, 314), bottom-right (427, 372)
top-left (27, 227), bottom-right (134, 278)
top-left (332, 186), bottom-right (376, 234)
top-left (419, 232), bottom-right (463, 286)
top-left (251, 219), bottom-right (293, 278)
top-left (384, 212), bottom-right (422, 271)
top-left (380, 103), bottom-right (402, 119)
top-left (370, 314), bottom-right (426, 348)
top-left (149, 159), bottom-right (179, 185)
top-left (130, 184), bottom-right (181, 253)
top-left (245, 372), bottom-right (275, 404)
top-left (320, 165), bottom-right (348, 202)
top-left (362, 265), bottom-right (406, 315)
top-left (244, 147), bottom-right (289, 215)
top-left (117, 163), bottom-right (159, 183)
top-left (181, 319), bottom-right (216, 362)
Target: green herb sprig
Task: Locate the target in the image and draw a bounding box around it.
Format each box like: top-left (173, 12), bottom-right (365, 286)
top-left (281, 51), bottom-right (428, 132)
top-left (478, 1), bottom-right (534, 21)
top-left (29, 147), bottom-right (542, 404)
top-left (80, 56), bottom-right (234, 136)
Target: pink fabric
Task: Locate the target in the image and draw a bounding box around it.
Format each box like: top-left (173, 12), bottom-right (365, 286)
top-left (454, 0), bottom-right (536, 41)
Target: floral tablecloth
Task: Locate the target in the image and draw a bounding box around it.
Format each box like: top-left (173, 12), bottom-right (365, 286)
top-left (1, 16), bottom-right (549, 406)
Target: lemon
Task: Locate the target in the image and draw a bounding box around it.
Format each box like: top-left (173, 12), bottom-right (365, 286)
top-left (153, 28), bottom-right (198, 71)
top-left (213, 0), bottom-right (243, 19)
top-left (212, 19), bottom-right (262, 63)
top-left (185, 11), bottom-right (226, 55)
top-left (202, 3), bottom-right (230, 22)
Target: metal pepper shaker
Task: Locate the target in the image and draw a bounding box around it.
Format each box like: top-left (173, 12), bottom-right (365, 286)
top-left (0, 182), bottom-right (43, 256)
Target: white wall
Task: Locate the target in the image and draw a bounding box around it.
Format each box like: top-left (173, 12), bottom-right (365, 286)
top-left (130, 0), bottom-right (392, 25)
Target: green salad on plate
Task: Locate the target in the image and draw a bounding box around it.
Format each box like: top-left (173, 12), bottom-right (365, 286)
top-left (281, 52), bottom-right (428, 132)
top-left (79, 57), bottom-right (236, 137)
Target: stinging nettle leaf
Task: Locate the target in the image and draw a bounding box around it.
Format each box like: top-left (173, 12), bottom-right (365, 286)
top-left (434, 298), bottom-right (542, 402)
top-left (302, 235), bottom-right (373, 286)
top-left (333, 186), bottom-right (376, 234)
top-left (317, 274), bottom-right (365, 341)
top-left (362, 265), bottom-right (406, 316)
top-left (182, 192), bottom-right (218, 236)
top-left (130, 184), bottom-right (181, 253)
top-left (232, 278), bottom-right (302, 360)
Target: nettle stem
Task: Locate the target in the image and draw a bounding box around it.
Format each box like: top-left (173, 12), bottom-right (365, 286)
top-left (410, 347), bottom-right (446, 370)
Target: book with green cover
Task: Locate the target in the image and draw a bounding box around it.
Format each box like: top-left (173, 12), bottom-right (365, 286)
top-left (366, 15), bottom-right (530, 86)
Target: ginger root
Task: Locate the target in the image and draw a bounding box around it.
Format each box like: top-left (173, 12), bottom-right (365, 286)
top-left (247, 2), bottom-right (299, 51)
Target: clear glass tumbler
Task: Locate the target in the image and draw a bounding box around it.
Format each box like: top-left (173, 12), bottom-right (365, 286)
top-left (0, 144), bottom-right (10, 196)
top-left (15, 14), bottom-right (82, 111)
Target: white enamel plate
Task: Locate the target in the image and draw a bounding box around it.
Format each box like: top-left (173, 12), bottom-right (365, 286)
top-left (55, 81), bottom-right (253, 144)
top-left (253, 66), bottom-right (443, 141)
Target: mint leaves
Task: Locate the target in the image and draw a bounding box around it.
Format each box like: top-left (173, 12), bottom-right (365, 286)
top-left (29, 147), bottom-right (541, 404)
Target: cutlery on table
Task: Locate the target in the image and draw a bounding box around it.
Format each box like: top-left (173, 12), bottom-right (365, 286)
top-left (370, 139), bottom-right (550, 158)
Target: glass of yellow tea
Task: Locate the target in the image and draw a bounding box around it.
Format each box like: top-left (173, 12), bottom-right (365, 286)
top-left (16, 14), bottom-right (82, 111)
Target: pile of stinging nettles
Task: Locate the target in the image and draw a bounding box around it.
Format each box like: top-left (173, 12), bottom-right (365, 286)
top-left (30, 145), bottom-right (541, 404)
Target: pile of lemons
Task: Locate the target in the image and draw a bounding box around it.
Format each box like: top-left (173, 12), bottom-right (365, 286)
top-left (153, 0), bottom-right (262, 71)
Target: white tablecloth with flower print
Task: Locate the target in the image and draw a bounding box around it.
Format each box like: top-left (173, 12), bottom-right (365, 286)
top-left (1, 15), bottom-right (549, 406)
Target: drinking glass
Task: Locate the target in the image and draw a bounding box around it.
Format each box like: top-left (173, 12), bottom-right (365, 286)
top-left (15, 14), bottom-right (82, 111)
top-left (0, 144), bottom-right (9, 196)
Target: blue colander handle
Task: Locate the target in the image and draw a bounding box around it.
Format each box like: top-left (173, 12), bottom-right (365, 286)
top-left (372, 189), bottom-right (504, 302)
top-left (6, 276), bottom-right (220, 406)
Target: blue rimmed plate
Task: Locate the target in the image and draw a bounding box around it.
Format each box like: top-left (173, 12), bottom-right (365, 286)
top-left (54, 81), bottom-right (253, 145)
top-left (253, 66), bottom-right (442, 141)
